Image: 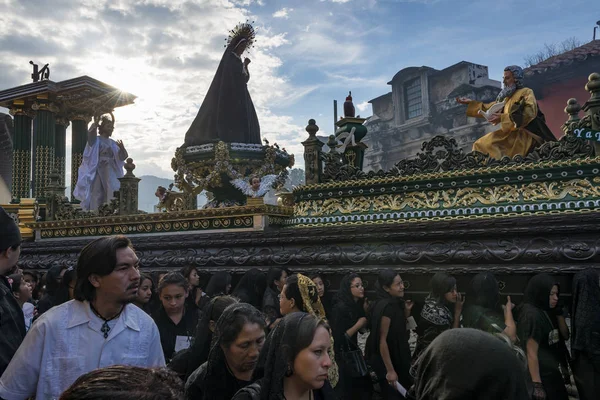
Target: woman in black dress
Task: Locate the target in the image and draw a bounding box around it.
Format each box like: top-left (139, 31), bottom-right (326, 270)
top-left (205, 271), bottom-right (232, 297)
top-left (331, 273), bottom-right (372, 399)
top-left (232, 268), bottom-right (267, 309)
top-left (413, 272), bottom-right (464, 361)
top-left (516, 273), bottom-right (568, 400)
top-left (153, 272), bottom-right (200, 363)
top-left (366, 270), bottom-right (412, 399)
top-left (571, 268), bottom-right (600, 400)
top-left (262, 267), bottom-right (287, 331)
top-left (311, 274), bottom-right (333, 318)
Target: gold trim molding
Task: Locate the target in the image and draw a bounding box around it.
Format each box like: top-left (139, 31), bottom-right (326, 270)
top-left (295, 178), bottom-right (600, 217)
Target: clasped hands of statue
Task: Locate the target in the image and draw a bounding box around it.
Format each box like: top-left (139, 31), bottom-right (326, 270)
top-left (456, 97), bottom-right (501, 124)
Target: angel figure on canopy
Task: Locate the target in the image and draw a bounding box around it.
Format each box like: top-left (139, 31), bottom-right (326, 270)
top-left (230, 175), bottom-right (277, 198)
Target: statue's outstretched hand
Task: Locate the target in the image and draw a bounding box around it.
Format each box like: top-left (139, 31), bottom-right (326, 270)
top-left (455, 97), bottom-right (472, 105)
top-left (116, 140), bottom-right (126, 150)
top-left (244, 57), bottom-right (251, 66)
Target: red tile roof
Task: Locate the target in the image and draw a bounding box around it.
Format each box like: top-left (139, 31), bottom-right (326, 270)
top-left (524, 40), bottom-right (600, 76)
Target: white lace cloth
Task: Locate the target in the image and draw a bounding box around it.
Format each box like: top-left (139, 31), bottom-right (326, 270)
top-left (0, 300), bottom-right (165, 400)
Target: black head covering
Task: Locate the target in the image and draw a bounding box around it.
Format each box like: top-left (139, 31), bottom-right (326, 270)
top-left (523, 274), bottom-right (555, 311)
top-left (44, 265), bottom-right (67, 296)
top-left (571, 268), bottom-right (600, 353)
top-left (429, 272), bottom-right (456, 304)
top-left (232, 268), bottom-right (267, 308)
top-left (0, 206), bottom-right (21, 253)
top-left (252, 312), bottom-right (326, 400)
top-left (468, 272), bottom-right (500, 310)
top-left (201, 302), bottom-right (264, 399)
top-left (412, 328), bottom-right (530, 400)
top-left (205, 271), bottom-right (231, 297)
top-left (333, 273), bottom-right (364, 312)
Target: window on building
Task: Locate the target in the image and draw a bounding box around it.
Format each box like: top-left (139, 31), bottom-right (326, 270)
top-left (404, 78), bottom-right (422, 119)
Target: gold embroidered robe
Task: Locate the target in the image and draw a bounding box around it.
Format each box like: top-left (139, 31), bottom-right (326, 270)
top-left (468, 87), bottom-right (543, 160)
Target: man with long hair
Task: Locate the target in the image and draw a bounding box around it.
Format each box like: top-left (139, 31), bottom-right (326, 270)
top-left (0, 235), bottom-right (164, 399)
top-left (0, 207), bottom-right (26, 376)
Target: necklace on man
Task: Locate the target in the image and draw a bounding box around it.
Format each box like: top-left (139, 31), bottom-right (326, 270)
top-left (89, 302), bottom-right (123, 339)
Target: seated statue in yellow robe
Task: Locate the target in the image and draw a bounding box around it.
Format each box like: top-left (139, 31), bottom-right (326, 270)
top-left (457, 65), bottom-right (555, 160)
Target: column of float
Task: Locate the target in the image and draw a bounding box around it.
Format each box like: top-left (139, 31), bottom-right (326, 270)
top-left (54, 117), bottom-right (69, 187)
top-left (9, 109), bottom-right (33, 203)
top-left (70, 117), bottom-right (89, 203)
top-left (32, 105), bottom-right (56, 202)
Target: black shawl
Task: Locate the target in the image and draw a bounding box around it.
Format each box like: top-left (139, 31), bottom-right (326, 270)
top-left (571, 268), bottom-right (600, 356)
top-left (232, 269), bottom-right (267, 309)
top-left (365, 284), bottom-right (412, 388)
top-left (331, 274), bottom-right (365, 355)
top-left (186, 303), bottom-right (258, 400)
top-left (411, 328), bottom-right (529, 400)
top-left (250, 312), bottom-right (336, 400)
top-left (183, 48), bottom-right (260, 146)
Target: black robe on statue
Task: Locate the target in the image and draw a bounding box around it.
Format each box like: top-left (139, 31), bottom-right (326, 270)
top-left (184, 49), bottom-right (261, 146)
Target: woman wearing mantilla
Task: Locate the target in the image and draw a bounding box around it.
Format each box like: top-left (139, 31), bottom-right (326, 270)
top-left (457, 65), bottom-right (555, 160)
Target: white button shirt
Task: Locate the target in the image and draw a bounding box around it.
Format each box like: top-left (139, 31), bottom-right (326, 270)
top-left (0, 300), bottom-right (165, 400)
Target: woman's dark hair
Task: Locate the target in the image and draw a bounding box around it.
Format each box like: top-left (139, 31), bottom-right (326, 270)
top-left (266, 268), bottom-right (284, 291)
top-left (202, 303), bottom-right (266, 398)
top-left (232, 268), bottom-right (267, 308)
top-left (139, 273), bottom-right (154, 289)
top-left (59, 365), bottom-right (184, 400)
top-left (44, 265), bottom-right (67, 296)
top-left (8, 273), bottom-right (23, 294)
top-left (22, 270), bottom-right (39, 283)
top-left (468, 272), bottom-right (500, 310)
top-left (376, 269), bottom-right (400, 291)
top-left (429, 272), bottom-right (457, 303)
top-left (523, 273), bottom-right (556, 311)
top-left (55, 267), bottom-right (77, 305)
top-left (214, 303), bottom-right (266, 349)
top-left (74, 236), bottom-right (134, 302)
top-left (22, 270), bottom-right (41, 299)
top-left (205, 271), bottom-right (232, 297)
top-left (282, 274), bottom-right (304, 312)
top-left (309, 273), bottom-right (323, 285)
top-left (157, 272), bottom-right (188, 294)
top-left (334, 272), bottom-right (364, 308)
top-left (252, 312), bottom-right (330, 398)
top-left (180, 265), bottom-right (199, 285)
top-left (177, 295), bottom-right (239, 380)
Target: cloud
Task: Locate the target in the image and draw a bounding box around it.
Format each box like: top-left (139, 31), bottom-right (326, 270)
top-left (0, 0), bottom-right (308, 178)
top-left (356, 101), bottom-right (370, 113)
top-left (273, 8), bottom-right (293, 19)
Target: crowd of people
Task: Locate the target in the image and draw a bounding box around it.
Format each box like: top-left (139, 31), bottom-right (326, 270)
top-left (1, 206), bottom-right (599, 400)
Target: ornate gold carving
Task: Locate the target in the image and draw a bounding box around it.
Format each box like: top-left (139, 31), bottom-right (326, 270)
top-left (293, 208), bottom-right (600, 228)
top-left (55, 116), bottom-right (70, 127)
top-left (69, 114), bottom-right (92, 123)
top-left (54, 156), bottom-right (66, 186)
top-left (33, 146), bottom-right (54, 199)
top-left (522, 179), bottom-right (600, 202)
top-left (298, 156), bottom-right (600, 192)
top-left (172, 141), bottom-right (292, 196)
top-left (295, 179), bottom-right (600, 217)
top-left (16, 198), bottom-right (38, 240)
top-left (11, 149), bottom-right (31, 201)
top-left (71, 153), bottom-right (83, 196)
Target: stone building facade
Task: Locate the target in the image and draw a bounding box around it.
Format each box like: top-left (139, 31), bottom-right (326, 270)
top-left (363, 62), bottom-right (501, 172)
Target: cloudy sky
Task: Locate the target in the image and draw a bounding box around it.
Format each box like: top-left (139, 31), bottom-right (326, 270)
top-left (0, 0), bottom-right (596, 181)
